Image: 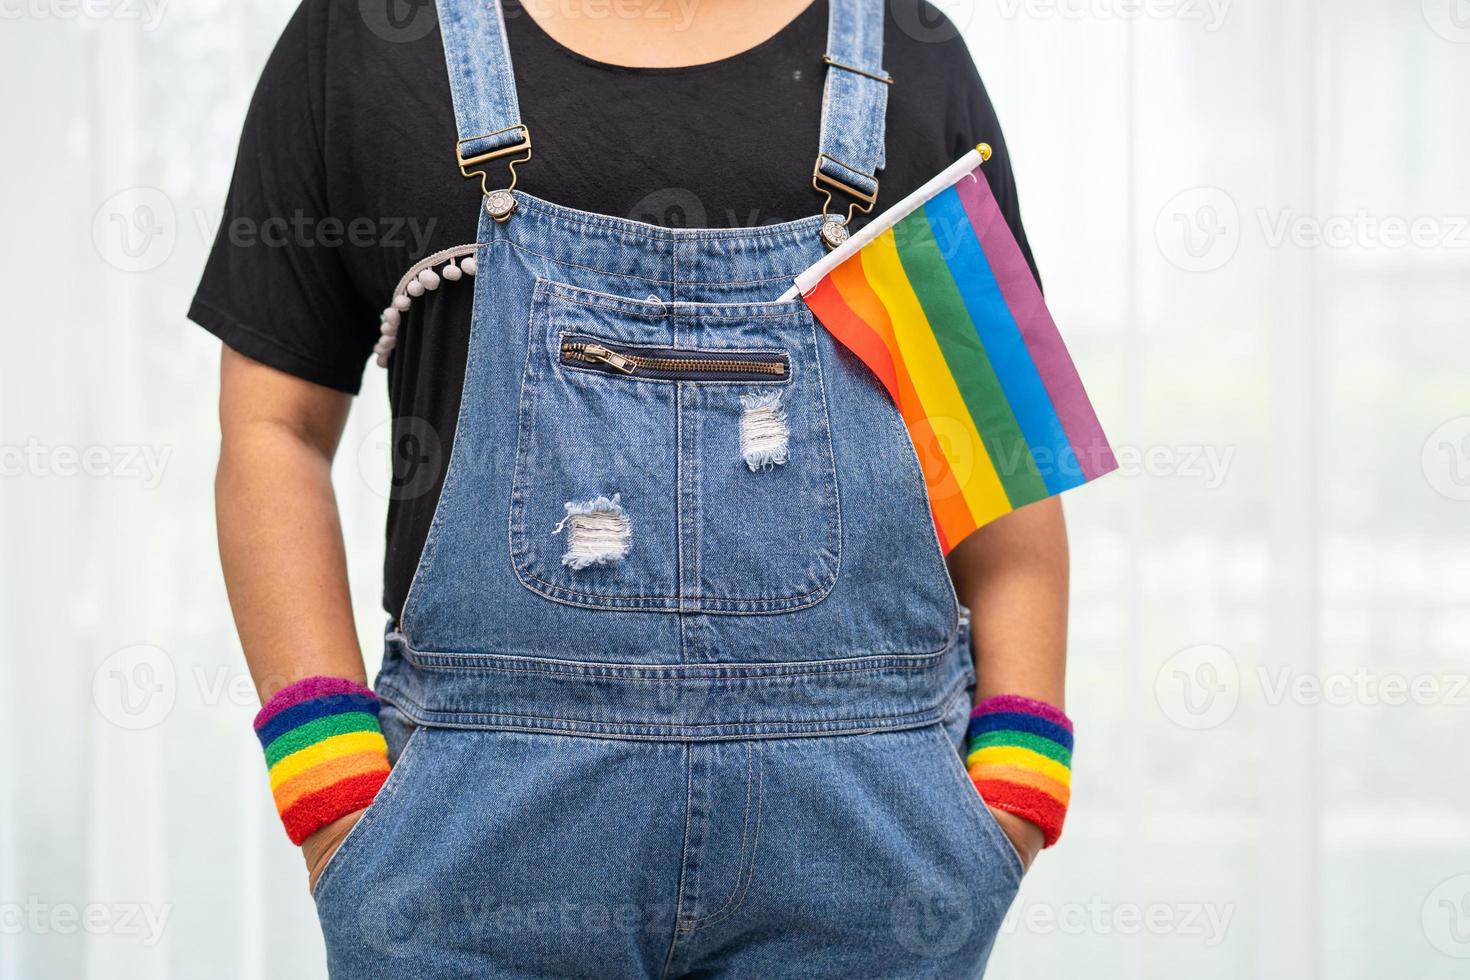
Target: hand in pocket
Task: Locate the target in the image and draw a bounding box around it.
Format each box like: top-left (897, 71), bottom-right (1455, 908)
top-left (304, 808), bottom-right (368, 895)
top-left (987, 807), bottom-right (1045, 873)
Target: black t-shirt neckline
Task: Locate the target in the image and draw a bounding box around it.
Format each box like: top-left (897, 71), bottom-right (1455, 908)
top-left (502, 0), bottom-right (825, 77)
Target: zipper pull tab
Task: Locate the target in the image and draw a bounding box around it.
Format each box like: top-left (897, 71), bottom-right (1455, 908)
top-left (582, 344), bottom-right (637, 374)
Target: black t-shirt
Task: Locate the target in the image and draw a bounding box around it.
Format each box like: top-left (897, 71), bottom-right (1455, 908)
top-left (190, 0), bottom-right (1040, 617)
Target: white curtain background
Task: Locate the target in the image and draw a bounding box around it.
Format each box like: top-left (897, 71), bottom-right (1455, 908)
top-left (2, 0), bottom-right (1468, 976)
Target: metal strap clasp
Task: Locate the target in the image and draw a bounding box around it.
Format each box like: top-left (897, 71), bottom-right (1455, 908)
top-left (821, 55), bottom-right (893, 85)
top-left (456, 124), bottom-right (533, 222)
top-left (812, 153), bottom-right (879, 250)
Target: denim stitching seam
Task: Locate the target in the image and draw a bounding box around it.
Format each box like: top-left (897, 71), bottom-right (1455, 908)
top-left (399, 236), bottom-right (505, 634)
top-left (661, 744), bottom-right (696, 980)
top-left (687, 741), bottom-right (762, 931)
top-left (504, 239), bottom-right (803, 289)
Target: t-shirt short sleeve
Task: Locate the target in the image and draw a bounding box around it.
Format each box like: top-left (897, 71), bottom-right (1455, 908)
top-left (188, 0), bottom-right (378, 394)
top-left (941, 34), bottom-right (1043, 293)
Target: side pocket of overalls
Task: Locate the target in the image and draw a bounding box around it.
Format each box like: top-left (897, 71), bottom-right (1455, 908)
top-left (311, 703), bottom-right (424, 907)
top-left (936, 685), bottom-right (1027, 883)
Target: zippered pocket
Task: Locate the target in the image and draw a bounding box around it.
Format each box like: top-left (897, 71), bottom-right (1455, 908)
top-left (560, 334), bottom-right (790, 382)
top-left (510, 278), bottom-right (840, 613)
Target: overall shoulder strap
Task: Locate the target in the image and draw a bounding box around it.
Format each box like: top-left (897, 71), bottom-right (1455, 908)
top-left (814, 0), bottom-right (890, 246)
top-left (437, 0), bottom-right (531, 221)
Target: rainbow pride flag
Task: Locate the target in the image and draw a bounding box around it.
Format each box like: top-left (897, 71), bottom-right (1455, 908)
top-left (789, 146), bottom-right (1116, 552)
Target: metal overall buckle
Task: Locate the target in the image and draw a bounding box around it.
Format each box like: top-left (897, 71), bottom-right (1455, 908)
top-left (456, 124), bottom-right (533, 223)
top-left (812, 153), bottom-right (879, 251)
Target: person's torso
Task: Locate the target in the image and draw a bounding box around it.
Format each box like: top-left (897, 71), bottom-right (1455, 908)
top-left (295, 0), bottom-right (986, 614)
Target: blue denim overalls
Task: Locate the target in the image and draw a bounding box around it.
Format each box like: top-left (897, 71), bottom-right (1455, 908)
top-left (313, 1), bottom-right (1024, 975)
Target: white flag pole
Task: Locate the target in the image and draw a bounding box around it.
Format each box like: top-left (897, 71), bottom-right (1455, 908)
top-left (777, 145), bottom-right (988, 302)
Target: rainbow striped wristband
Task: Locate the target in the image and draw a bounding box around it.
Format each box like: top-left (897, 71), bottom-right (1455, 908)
top-left (966, 694), bottom-right (1073, 848)
top-left (253, 677), bottom-right (391, 845)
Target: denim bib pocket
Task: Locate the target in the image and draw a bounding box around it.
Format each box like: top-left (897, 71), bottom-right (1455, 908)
top-left (508, 279), bottom-right (841, 613)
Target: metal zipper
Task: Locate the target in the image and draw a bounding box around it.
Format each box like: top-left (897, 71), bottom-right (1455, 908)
top-left (560, 339), bottom-right (788, 379)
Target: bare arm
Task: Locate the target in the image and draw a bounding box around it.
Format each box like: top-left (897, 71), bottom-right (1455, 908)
top-left (216, 347), bottom-right (372, 890)
top-left (216, 346), bottom-right (366, 699)
top-left (946, 495), bottom-right (1069, 868)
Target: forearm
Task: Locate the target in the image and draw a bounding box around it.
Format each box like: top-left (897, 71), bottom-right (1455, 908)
top-left (215, 349), bottom-right (365, 702)
top-left (946, 496), bottom-right (1069, 709)
top-left (946, 497), bottom-right (1071, 860)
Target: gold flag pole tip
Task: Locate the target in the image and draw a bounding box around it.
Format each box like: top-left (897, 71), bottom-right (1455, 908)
top-left (976, 143), bottom-right (993, 162)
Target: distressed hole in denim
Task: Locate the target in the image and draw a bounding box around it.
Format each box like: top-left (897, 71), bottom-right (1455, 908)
top-left (552, 493), bottom-right (632, 569)
top-left (739, 391), bottom-right (789, 471)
